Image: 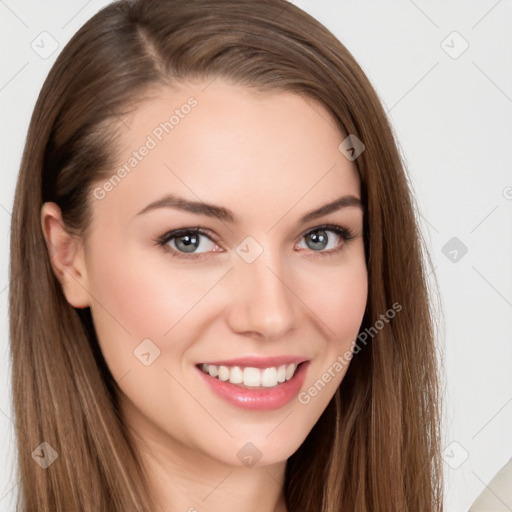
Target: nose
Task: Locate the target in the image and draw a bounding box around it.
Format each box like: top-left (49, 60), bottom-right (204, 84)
top-left (225, 249), bottom-right (298, 340)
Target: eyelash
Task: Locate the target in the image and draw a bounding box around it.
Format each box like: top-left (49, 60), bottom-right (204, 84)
top-left (155, 223), bottom-right (357, 261)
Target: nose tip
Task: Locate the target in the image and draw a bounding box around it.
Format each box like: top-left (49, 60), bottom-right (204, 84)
top-left (226, 256), bottom-right (297, 340)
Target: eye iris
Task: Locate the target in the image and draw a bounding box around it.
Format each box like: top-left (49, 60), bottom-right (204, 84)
top-left (175, 233), bottom-right (199, 253)
top-left (306, 230), bottom-right (328, 250)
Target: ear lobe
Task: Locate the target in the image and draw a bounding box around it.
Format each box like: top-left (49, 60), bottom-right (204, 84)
top-left (40, 202), bottom-right (91, 309)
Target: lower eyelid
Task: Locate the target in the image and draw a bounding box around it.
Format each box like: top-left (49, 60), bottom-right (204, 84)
top-left (296, 229), bottom-right (350, 253)
top-left (159, 225), bottom-right (355, 258)
top-left (163, 232), bottom-right (218, 254)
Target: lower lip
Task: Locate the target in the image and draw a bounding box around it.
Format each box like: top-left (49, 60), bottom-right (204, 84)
top-left (196, 361), bottom-right (310, 411)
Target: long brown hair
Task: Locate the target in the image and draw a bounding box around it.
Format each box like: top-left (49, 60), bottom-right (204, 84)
top-left (9, 0), bottom-right (444, 510)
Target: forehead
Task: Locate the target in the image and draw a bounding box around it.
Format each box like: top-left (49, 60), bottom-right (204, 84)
top-left (92, 79), bottom-right (361, 226)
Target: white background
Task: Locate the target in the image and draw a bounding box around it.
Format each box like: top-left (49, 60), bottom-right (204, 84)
top-left (1, 1), bottom-right (511, 511)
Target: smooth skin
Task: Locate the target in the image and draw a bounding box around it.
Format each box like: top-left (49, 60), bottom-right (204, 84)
top-left (41, 79), bottom-right (368, 512)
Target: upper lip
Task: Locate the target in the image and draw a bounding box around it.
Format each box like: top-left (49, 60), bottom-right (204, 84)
top-left (197, 355), bottom-right (309, 369)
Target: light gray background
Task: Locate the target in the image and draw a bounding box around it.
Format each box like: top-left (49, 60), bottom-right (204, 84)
top-left (1, 1), bottom-right (511, 511)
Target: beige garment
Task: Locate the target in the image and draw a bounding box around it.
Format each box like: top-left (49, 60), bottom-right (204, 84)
top-left (468, 456), bottom-right (512, 511)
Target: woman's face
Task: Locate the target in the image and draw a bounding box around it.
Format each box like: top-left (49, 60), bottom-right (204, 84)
top-left (74, 79), bottom-right (367, 468)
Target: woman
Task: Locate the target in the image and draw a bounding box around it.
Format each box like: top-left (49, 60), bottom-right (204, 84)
top-left (9, 0), bottom-right (443, 510)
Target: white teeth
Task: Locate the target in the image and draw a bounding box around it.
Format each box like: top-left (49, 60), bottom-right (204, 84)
top-left (230, 366), bottom-right (243, 384)
top-left (261, 367), bottom-right (278, 387)
top-left (277, 365), bottom-right (286, 383)
top-left (243, 367), bottom-right (261, 387)
top-left (217, 366), bottom-right (230, 381)
top-left (199, 363), bottom-right (299, 388)
top-left (285, 364), bottom-right (296, 380)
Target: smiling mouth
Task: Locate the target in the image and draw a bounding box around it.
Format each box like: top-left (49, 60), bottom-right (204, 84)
top-left (196, 361), bottom-right (304, 389)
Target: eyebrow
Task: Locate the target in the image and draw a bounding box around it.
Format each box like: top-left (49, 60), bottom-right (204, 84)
top-left (135, 193), bottom-right (363, 224)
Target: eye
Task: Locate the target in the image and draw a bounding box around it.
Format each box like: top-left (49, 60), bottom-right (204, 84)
top-left (157, 227), bottom-right (220, 259)
top-left (296, 224), bottom-right (356, 256)
top-left (156, 223), bottom-right (357, 260)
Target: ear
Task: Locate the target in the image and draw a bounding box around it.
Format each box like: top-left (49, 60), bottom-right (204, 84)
top-left (40, 202), bottom-right (91, 309)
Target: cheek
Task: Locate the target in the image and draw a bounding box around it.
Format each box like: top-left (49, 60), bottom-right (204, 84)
top-left (294, 255), bottom-right (367, 417)
top-left (86, 235), bottom-right (367, 381)
top-left (85, 244), bottom-right (224, 368)
top-left (300, 253), bottom-right (368, 344)
top-left (333, 268), bottom-right (368, 339)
